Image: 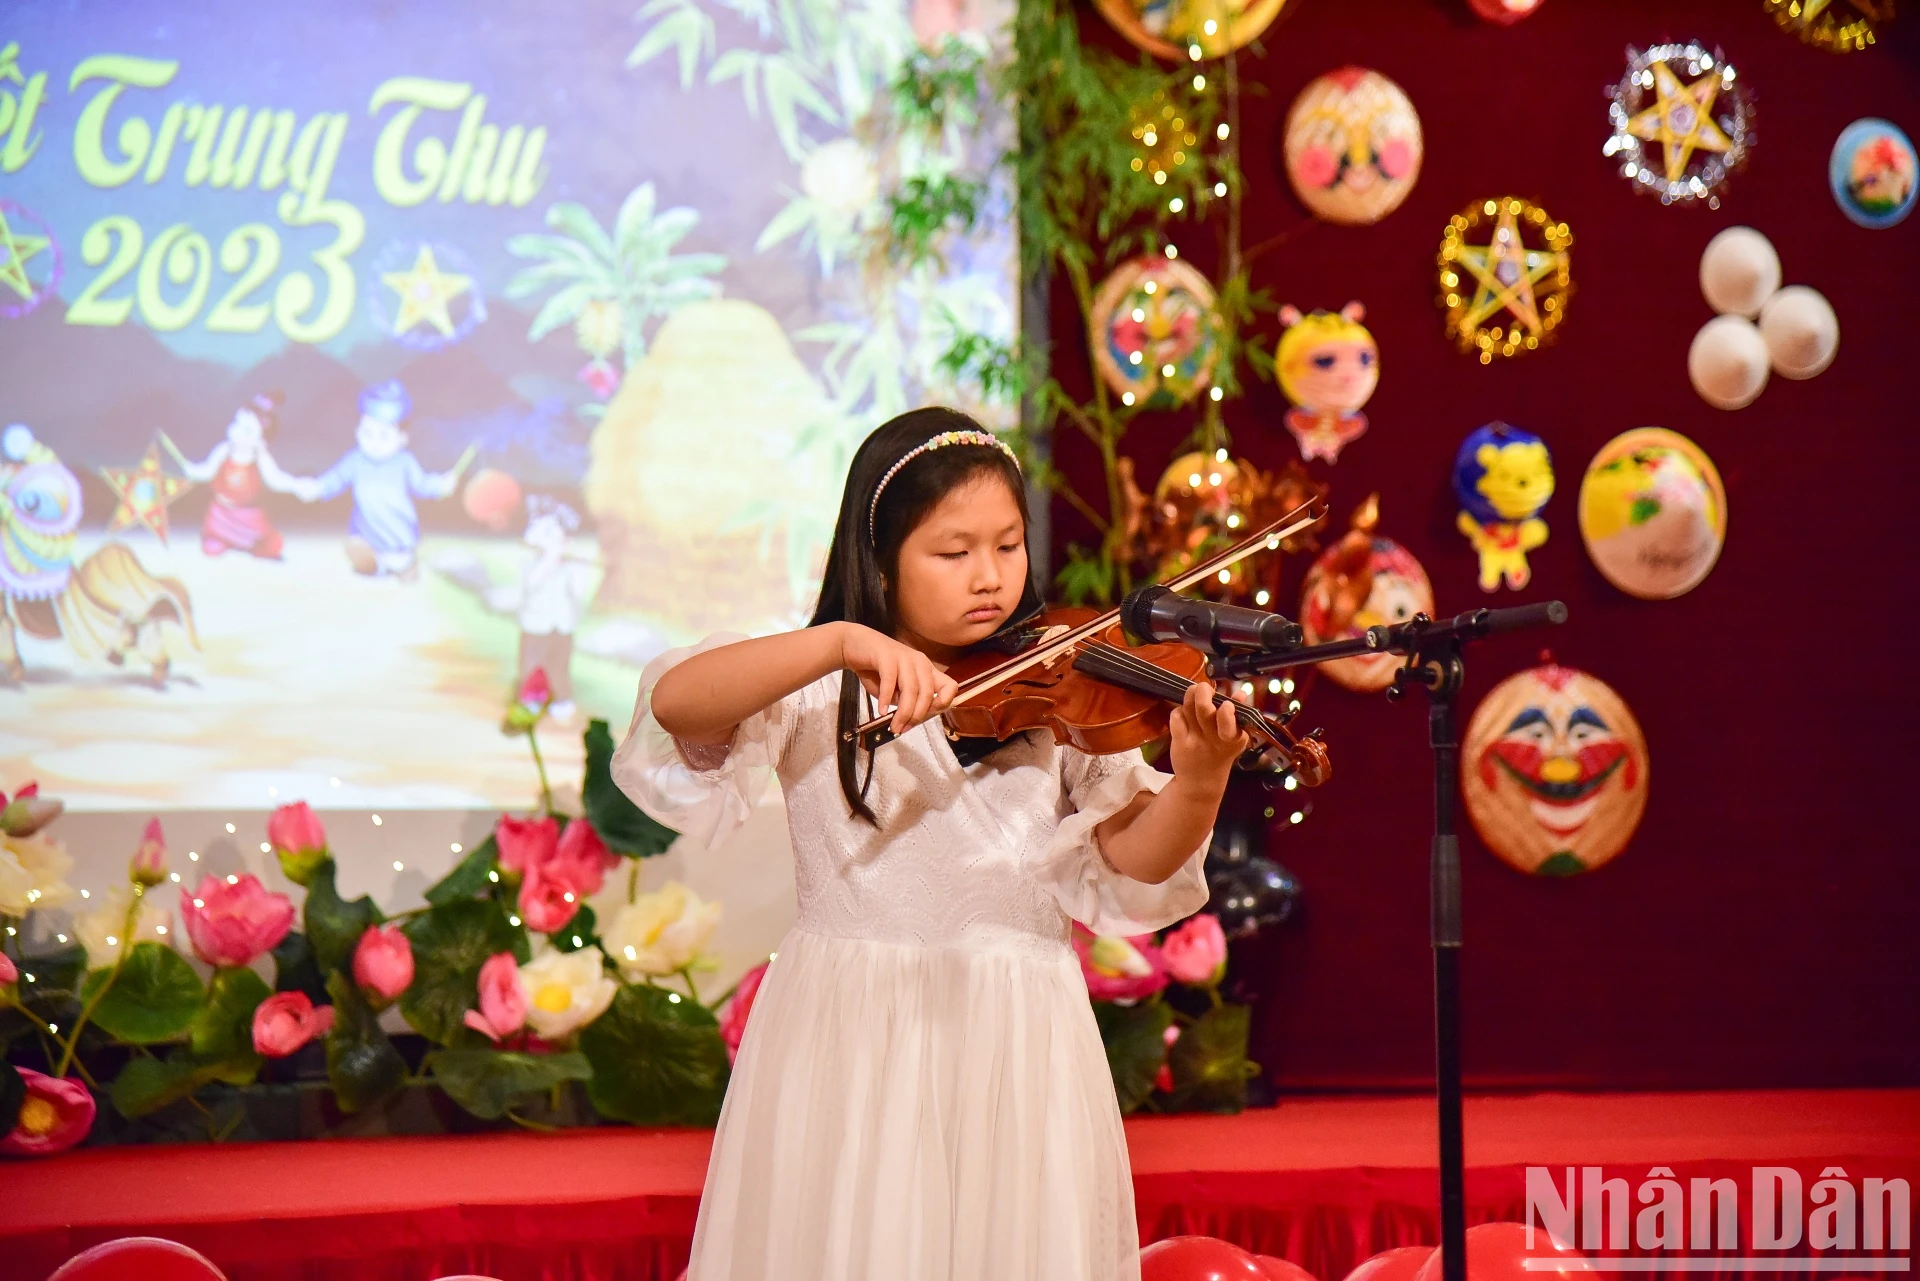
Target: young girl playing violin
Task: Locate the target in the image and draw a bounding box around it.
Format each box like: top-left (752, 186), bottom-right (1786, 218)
top-left (612, 406), bottom-right (1249, 1281)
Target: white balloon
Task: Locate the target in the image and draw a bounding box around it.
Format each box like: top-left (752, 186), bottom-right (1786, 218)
top-left (1698, 226), bottom-right (1782, 317)
top-left (1758, 285), bottom-right (1839, 380)
top-left (1688, 315), bottom-right (1770, 410)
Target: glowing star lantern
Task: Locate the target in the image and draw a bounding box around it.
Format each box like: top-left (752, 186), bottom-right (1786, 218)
top-left (1830, 118), bottom-right (1917, 229)
top-left (381, 244), bottom-right (474, 339)
top-left (1094, 0), bottom-right (1292, 62)
top-left (1283, 68), bottom-right (1423, 227)
top-left (1299, 494), bottom-right (1433, 693)
top-left (1453, 422), bottom-right (1553, 594)
top-left (98, 441), bottom-right (193, 545)
top-left (1765, 0), bottom-right (1891, 53)
top-left (1090, 257), bottom-right (1220, 410)
top-left (1463, 660), bottom-right (1649, 877)
top-left (1468, 0), bottom-right (1542, 22)
top-left (1437, 198), bottom-right (1573, 363)
top-left (1758, 286), bottom-right (1839, 380)
top-left (1578, 427), bottom-right (1726, 601)
top-left (1604, 42), bottom-right (1753, 209)
top-left (1275, 302), bottom-right (1377, 464)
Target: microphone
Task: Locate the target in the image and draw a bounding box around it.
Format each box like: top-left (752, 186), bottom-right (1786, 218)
top-left (1119, 584), bottom-right (1305, 654)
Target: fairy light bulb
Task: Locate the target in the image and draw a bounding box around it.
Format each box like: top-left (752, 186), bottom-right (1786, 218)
top-left (1169, 197), bottom-right (1184, 213)
top-left (1214, 181), bottom-right (1227, 197)
top-left (1192, 74), bottom-right (1206, 90)
top-left (1122, 392), bottom-right (1136, 405)
top-left (1165, 244), bottom-right (1179, 259)
top-left (1217, 123), bottom-right (1230, 141)
top-left (1214, 448), bottom-right (1228, 461)
top-left (1255, 590), bottom-right (1271, 606)
top-left (1209, 386), bottom-right (1224, 401)
top-left (1188, 43), bottom-right (1202, 60)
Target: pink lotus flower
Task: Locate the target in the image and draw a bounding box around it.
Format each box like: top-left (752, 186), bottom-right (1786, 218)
top-left (267, 801), bottom-right (329, 886)
top-left (0, 952), bottom-right (16, 984)
top-left (0, 1068), bottom-right (95, 1156)
top-left (494, 815), bottom-right (558, 878)
top-left (463, 951), bottom-right (528, 1042)
top-left (1154, 1062), bottom-right (1174, 1094)
top-left (1161, 913), bottom-right (1227, 986)
top-left (719, 960), bottom-right (769, 1063)
top-left (497, 816), bottom-right (616, 935)
top-left (128, 817), bottom-right (167, 887)
top-left (0, 780), bottom-right (61, 838)
top-left (181, 873), bottom-right (296, 968)
top-left (352, 924), bottom-right (414, 1004)
top-left (1072, 926), bottom-right (1169, 1003)
top-left (518, 667), bottom-right (551, 711)
top-left (252, 991), bottom-right (334, 1057)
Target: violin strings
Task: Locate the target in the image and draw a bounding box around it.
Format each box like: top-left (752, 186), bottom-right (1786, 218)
top-left (1074, 641), bottom-right (1283, 747)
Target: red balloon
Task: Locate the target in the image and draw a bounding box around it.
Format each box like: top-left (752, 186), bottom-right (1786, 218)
top-left (1142, 1236), bottom-right (1272, 1281)
top-left (1467, 0), bottom-right (1542, 23)
top-left (1256, 1255), bottom-right (1322, 1281)
top-left (1410, 1223), bottom-right (1585, 1281)
top-left (1341, 1245), bottom-right (1436, 1281)
top-left (462, 467), bottom-right (523, 531)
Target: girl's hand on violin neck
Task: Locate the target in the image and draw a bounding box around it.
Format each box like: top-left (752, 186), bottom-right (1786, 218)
top-left (1169, 680), bottom-right (1249, 795)
top-left (837, 622), bottom-right (960, 736)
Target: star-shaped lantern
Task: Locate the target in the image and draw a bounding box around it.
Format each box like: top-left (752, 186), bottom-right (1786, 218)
top-left (1438, 197), bottom-right (1574, 363)
top-left (1765, 0), bottom-right (1891, 53)
top-left (1605, 42), bottom-right (1753, 208)
top-left (99, 442), bottom-right (193, 544)
top-left (0, 201), bottom-right (57, 317)
top-left (381, 244), bottom-right (473, 339)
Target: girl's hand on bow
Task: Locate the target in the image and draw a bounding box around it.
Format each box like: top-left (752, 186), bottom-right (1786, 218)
top-left (838, 623), bottom-right (959, 736)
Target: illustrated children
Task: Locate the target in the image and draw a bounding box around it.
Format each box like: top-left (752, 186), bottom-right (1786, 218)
top-left (159, 392), bottom-right (303, 560)
top-left (614, 408), bottom-right (1247, 1280)
top-left (299, 380), bottom-right (474, 580)
top-left (488, 494), bottom-right (599, 724)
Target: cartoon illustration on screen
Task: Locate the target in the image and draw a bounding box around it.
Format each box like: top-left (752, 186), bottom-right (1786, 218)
top-left (159, 393), bottom-right (308, 561)
top-left (298, 380), bottom-right (476, 581)
top-left (1, 424), bottom-right (198, 687)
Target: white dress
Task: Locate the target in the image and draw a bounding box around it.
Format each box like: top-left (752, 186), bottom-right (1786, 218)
top-left (612, 633), bottom-right (1213, 1281)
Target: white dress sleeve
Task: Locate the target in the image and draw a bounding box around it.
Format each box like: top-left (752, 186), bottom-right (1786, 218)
top-left (610, 632), bottom-right (800, 850)
top-left (1029, 746), bottom-right (1213, 937)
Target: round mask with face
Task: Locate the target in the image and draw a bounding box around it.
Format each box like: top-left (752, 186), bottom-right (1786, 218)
top-left (1578, 427), bottom-right (1725, 600)
top-left (1284, 68), bottom-right (1423, 226)
top-left (1298, 496), bottom-right (1432, 692)
top-left (1463, 661), bottom-right (1649, 876)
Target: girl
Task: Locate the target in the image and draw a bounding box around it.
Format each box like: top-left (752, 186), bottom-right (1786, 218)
top-left (160, 392), bottom-right (303, 559)
top-left (612, 407), bottom-right (1248, 1281)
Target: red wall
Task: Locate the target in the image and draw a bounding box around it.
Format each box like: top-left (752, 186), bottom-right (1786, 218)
top-left (1047, 0), bottom-right (1920, 1090)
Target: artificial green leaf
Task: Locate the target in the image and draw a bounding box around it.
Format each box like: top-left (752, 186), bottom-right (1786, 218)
top-left (426, 834), bottom-right (500, 906)
top-left (304, 859), bottom-right (382, 975)
top-left (427, 1048), bottom-right (593, 1120)
top-left (81, 943), bottom-right (205, 1045)
top-left (12, 943), bottom-right (85, 1003)
top-left (0, 1060), bottom-right (23, 1134)
top-left (549, 903), bottom-right (598, 953)
top-left (191, 966), bottom-right (272, 1062)
top-left (583, 719), bottom-right (679, 857)
top-left (580, 984), bottom-right (729, 1126)
top-left (1094, 999), bottom-right (1174, 1115)
top-left (271, 930), bottom-right (328, 1003)
top-left (323, 972), bottom-right (405, 1114)
top-left (1166, 1003), bottom-right (1255, 1114)
top-left (401, 898), bottom-right (525, 1045)
top-left (109, 1051), bottom-right (237, 1118)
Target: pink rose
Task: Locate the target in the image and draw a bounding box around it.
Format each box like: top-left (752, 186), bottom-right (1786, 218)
top-left (1161, 913), bottom-right (1228, 985)
top-left (127, 817), bottom-right (167, 887)
top-left (517, 865), bottom-right (578, 934)
top-left (181, 873), bottom-right (296, 968)
top-left (0, 952), bottom-right (16, 984)
top-left (1071, 926), bottom-right (1169, 1003)
top-left (494, 815), bottom-right (558, 877)
top-left (551, 819), bottom-right (617, 896)
top-left (719, 960), bottom-right (769, 1063)
top-left (463, 951), bottom-right (528, 1042)
top-left (252, 991), bottom-right (334, 1057)
top-left (0, 1068), bottom-right (96, 1156)
top-left (267, 801), bottom-right (330, 886)
top-left (352, 923), bottom-right (414, 1003)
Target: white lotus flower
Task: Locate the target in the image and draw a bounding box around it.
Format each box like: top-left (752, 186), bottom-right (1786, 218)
top-left (75, 886), bottom-right (173, 965)
top-left (606, 883), bottom-right (722, 981)
top-left (519, 944), bottom-right (618, 1041)
top-left (801, 138), bottom-right (879, 220)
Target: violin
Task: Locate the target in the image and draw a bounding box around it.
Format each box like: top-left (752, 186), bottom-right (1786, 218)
top-left (847, 500), bottom-right (1334, 787)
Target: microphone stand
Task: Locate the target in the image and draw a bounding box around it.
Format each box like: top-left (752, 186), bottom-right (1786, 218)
top-left (1213, 601), bottom-right (1568, 1281)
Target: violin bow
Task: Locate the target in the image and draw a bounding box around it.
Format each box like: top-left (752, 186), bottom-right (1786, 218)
top-left (848, 496), bottom-right (1328, 745)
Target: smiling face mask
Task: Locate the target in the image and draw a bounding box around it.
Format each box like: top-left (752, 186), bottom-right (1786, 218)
top-left (1462, 662), bottom-right (1650, 876)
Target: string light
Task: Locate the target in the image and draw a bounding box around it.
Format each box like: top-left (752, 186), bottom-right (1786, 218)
top-left (624, 946), bottom-right (638, 960)
top-left (1143, 129), bottom-right (1158, 147)
top-left (1209, 472), bottom-right (1222, 484)
top-left (1209, 386), bottom-right (1224, 401)
top-left (1226, 513), bottom-right (1241, 528)
top-left (1128, 350), bottom-right (1144, 366)
top-left (1169, 197), bottom-right (1184, 213)
top-left (1268, 679), bottom-right (1282, 694)
top-left (1188, 43), bottom-right (1202, 60)
top-left (188, 851), bottom-right (198, 861)
top-left (508, 914), bottom-right (522, 927)
top-left (1217, 123), bottom-right (1230, 141)
top-left (1164, 244), bottom-right (1179, 259)
top-left (562, 891), bottom-right (576, 903)
top-left (371, 815), bottom-right (383, 826)
top-left (392, 861), bottom-right (404, 872)
top-left (55, 933), bottom-right (67, 943)
top-left (1214, 181), bottom-right (1227, 197)
top-left (1284, 775), bottom-right (1298, 791)
top-left (571, 935), bottom-right (584, 948)
top-left (105, 935), bottom-right (118, 947)
top-left (1289, 811), bottom-right (1304, 824)
top-left (259, 842), bottom-right (271, 853)
top-left (156, 925), bottom-right (167, 936)
top-left (1214, 448), bottom-right (1228, 461)
top-left (1160, 363), bottom-right (1176, 377)
top-left (451, 842), bottom-right (464, 854)
top-left (1122, 392), bottom-right (1136, 405)
top-left (1188, 471), bottom-right (1203, 486)
top-left (225, 823), bottom-right (236, 834)
top-left (1255, 590), bottom-right (1271, 606)
top-left (488, 870), bottom-right (500, 883)
top-left (46, 1023), bottom-right (57, 1034)
top-left (1217, 569), bottom-right (1231, 583)
top-left (667, 992), bottom-right (682, 1004)
top-left (193, 898), bottom-right (205, 908)
top-left (1143, 280), bottom-right (1157, 294)
top-left (225, 874), bottom-right (238, 885)
top-left (169, 872), bottom-right (180, 883)
top-left (1154, 171), bottom-right (1167, 185)
top-left (1131, 307), bottom-right (1146, 323)
top-left (79, 890), bottom-right (89, 899)
top-left (1192, 74), bottom-right (1206, 91)
top-left (1203, 19), bottom-right (1218, 34)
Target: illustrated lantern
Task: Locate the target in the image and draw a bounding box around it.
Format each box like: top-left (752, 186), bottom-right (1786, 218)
top-left (1462, 661), bottom-right (1649, 876)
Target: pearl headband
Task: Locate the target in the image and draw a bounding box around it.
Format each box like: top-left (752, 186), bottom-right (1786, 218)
top-left (868, 429), bottom-right (1021, 542)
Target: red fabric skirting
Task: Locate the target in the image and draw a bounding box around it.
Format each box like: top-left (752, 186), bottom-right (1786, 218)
top-left (4, 1090), bottom-right (1915, 1281)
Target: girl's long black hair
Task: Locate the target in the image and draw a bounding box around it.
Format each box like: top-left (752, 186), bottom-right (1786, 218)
top-left (807, 406), bottom-right (1043, 824)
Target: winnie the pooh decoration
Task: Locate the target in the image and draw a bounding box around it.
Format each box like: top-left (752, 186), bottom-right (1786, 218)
top-left (1463, 661), bottom-right (1650, 877)
top-left (1452, 422), bottom-right (1554, 593)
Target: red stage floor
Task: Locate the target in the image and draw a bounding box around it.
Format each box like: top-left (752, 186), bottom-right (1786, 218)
top-left (3, 1088), bottom-right (1915, 1281)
